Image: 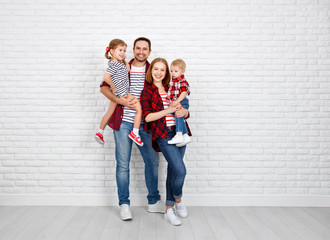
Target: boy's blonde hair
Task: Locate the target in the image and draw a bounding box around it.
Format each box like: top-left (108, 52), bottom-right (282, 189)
top-left (171, 59), bottom-right (186, 71)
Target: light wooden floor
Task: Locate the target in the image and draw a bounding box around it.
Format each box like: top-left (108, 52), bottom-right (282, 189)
top-left (0, 206), bottom-right (329, 240)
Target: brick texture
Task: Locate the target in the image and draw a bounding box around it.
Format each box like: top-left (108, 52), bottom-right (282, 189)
top-left (1, 0), bottom-right (330, 205)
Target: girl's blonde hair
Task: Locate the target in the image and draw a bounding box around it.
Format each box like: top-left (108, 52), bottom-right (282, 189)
top-left (146, 58), bottom-right (171, 87)
top-left (105, 39), bottom-right (127, 60)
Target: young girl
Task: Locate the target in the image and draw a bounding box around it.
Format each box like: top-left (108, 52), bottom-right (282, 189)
top-left (95, 39), bottom-right (143, 146)
top-left (140, 58), bottom-right (191, 226)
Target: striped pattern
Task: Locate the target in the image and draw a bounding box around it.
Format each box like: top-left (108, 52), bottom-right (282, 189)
top-left (122, 65), bottom-right (146, 124)
top-left (160, 93), bottom-right (175, 127)
top-left (106, 60), bottom-right (129, 97)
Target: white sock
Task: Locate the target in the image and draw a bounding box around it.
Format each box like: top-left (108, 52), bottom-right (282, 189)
top-left (176, 132), bottom-right (183, 137)
top-left (98, 129), bottom-right (104, 135)
top-left (133, 128), bottom-right (139, 136)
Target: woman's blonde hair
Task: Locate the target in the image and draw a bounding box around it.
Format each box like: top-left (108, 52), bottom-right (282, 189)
top-left (145, 58), bottom-right (171, 86)
top-left (105, 39), bottom-right (127, 60)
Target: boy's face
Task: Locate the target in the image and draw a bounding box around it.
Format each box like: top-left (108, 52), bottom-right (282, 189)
top-left (170, 65), bottom-right (185, 79)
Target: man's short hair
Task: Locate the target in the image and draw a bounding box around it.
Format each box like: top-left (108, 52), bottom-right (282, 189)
top-left (133, 37), bottom-right (151, 50)
top-left (171, 59), bottom-right (186, 71)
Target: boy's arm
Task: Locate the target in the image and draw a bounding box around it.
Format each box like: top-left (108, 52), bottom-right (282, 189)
top-left (171, 91), bottom-right (187, 106)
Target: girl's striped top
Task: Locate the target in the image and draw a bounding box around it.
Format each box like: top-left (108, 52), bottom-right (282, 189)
top-left (106, 60), bottom-right (129, 97)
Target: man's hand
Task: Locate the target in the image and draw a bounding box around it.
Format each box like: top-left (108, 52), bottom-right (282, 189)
top-left (126, 94), bottom-right (139, 109)
top-left (116, 95), bottom-right (130, 107)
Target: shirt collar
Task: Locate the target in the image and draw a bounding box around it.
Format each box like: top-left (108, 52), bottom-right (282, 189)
top-left (172, 75), bottom-right (185, 82)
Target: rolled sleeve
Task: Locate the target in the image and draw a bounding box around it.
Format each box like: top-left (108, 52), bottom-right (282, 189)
top-left (180, 80), bottom-right (190, 95)
top-left (100, 81), bottom-right (110, 88)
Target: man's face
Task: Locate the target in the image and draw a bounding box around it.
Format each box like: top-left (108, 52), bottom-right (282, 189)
top-left (133, 40), bottom-right (151, 62)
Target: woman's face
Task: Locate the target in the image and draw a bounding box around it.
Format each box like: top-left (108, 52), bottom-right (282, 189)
top-left (151, 61), bottom-right (167, 83)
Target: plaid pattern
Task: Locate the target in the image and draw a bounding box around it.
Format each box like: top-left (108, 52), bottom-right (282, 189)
top-left (100, 59), bottom-right (150, 131)
top-left (168, 75), bottom-right (190, 101)
top-left (141, 82), bottom-right (191, 152)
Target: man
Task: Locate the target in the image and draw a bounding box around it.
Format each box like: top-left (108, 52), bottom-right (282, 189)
top-left (100, 37), bottom-right (164, 220)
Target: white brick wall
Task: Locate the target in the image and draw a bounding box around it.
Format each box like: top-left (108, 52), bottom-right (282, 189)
top-left (1, 0), bottom-right (330, 206)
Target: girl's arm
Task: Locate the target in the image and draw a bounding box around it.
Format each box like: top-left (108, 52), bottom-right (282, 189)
top-left (123, 59), bottom-right (130, 72)
top-left (103, 73), bottom-right (117, 93)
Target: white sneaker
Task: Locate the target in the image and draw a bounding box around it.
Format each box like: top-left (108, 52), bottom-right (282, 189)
top-left (175, 202), bottom-right (188, 218)
top-left (148, 200), bottom-right (165, 213)
top-left (120, 204), bottom-right (132, 221)
top-left (176, 134), bottom-right (191, 147)
top-left (168, 134), bottom-right (184, 145)
top-left (164, 208), bottom-right (182, 226)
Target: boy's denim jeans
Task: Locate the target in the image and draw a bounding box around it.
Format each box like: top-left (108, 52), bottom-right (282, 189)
top-left (113, 121), bottom-right (160, 206)
top-left (175, 97), bottom-right (189, 134)
top-left (157, 129), bottom-right (186, 206)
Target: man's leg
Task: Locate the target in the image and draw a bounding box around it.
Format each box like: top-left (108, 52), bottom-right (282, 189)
top-left (113, 121), bottom-right (133, 206)
top-left (136, 126), bottom-right (161, 205)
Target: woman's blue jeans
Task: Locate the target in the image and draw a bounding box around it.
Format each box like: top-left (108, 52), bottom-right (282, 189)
top-left (157, 129), bottom-right (186, 207)
top-left (113, 121), bottom-right (160, 206)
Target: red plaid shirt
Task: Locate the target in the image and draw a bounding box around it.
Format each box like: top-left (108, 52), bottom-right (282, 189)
top-left (168, 75), bottom-right (190, 101)
top-left (100, 59), bottom-right (150, 131)
top-left (141, 82), bottom-right (191, 152)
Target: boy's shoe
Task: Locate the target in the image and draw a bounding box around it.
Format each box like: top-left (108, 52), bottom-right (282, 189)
top-left (120, 204), bottom-right (133, 221)
top-left (95, 132), bottom-right (104, 144)
top-left (128, 131), bottom-right (144, 146)
top-left (168, 134), bottom-right (184, 145)
top-left (164, 208), bottom-right (181, 226)
top-left (174, 202), bottom-right (188, 218)
top-left (176, 134), bottom-right (191, 147)
top-left (148, 200), bottom-right (165, 213)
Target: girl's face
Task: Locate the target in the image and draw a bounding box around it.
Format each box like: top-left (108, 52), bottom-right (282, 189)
top-left (151, 62), bottom-right (167, 83)
top-left (110, 45), bottom-right (127, 62)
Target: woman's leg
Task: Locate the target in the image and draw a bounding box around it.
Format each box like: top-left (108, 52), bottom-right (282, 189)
top-left (157, 130), bottom-right (187, 207)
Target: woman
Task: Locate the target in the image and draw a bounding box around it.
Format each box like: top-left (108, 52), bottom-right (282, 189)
top-left (140, 58), bottom-right (192, 226)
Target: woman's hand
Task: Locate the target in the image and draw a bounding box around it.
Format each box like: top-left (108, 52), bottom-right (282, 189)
top-left (175, 103), bottom-right (188, 118)
top-left (168, 104), bottom-right (181, 114)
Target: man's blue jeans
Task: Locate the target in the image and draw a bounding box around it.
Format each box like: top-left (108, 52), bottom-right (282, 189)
top-left (113, 121), bottom-right (160, 206)
top-left (156, 129), bottom-right (186, 207)
top-left (175, 98), bottom-right (189, 134)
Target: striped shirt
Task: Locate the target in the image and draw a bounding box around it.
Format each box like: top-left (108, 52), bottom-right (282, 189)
top-left (160, 93), bottom-right (175, 127)
top-left (106, 60), bottom-right (129, 97)
top-left (122, 65), bottom-right (146, 123)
